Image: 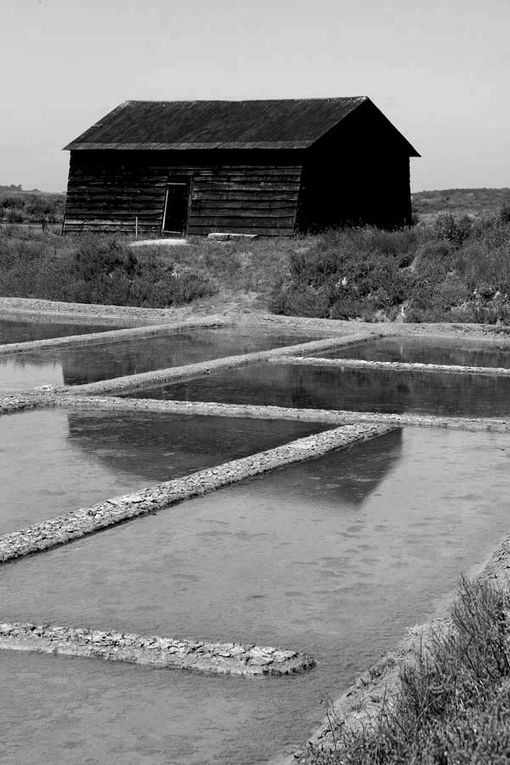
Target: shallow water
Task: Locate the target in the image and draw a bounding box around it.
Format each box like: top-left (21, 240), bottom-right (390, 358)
top-left (0, 408), bottom-right (327, 534)
top-left (2, 428), bottom-right (510, 764)
top-left (128, 362), bottom-right (510, 417)
top-left (321, 335), bottom-right (510, 368)
top-left (0, 329), bottom-right (322, 391)
top-left (0, 317), bottom-right (115, 345)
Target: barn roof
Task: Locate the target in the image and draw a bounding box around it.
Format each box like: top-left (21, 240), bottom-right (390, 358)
top-left (64, 97), bottom-right (419, 155)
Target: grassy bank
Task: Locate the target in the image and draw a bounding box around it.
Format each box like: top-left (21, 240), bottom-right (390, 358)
top-left (0, 227), bottom-right (215, 308)
top-left (271, 213), bottom-right (510, 324)
top-left (1, 212), bottom-right (510, 320)
top-left (301, 575), bottom-right (510, 765)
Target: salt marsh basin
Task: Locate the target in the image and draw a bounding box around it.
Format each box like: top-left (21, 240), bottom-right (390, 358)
top-left (0, 327), bottom-right (324, 391)
top-left (2, 427), bottom-right (510, 764)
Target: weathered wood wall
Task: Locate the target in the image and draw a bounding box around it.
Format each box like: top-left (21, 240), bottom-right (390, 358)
top-left (63, 151), bottom-right (303, 236)
top-left (63, 105), bottom-right (415, 237)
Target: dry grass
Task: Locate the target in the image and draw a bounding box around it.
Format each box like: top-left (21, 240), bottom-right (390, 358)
top-left (302, 576), bottom-right (510, 765)
top-left (2, 212), bottom-right (510, 322)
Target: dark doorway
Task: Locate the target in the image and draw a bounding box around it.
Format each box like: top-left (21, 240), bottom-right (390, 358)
top-left (162, 182), bottom-right (189, 235)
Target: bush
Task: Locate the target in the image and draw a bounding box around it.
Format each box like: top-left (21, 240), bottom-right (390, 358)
top-left (271, 217), bottom-right (510, 324)
top-left (0, 231), bottom-right (216, 308)
top-left (270, 228), bottom-right (413, 321)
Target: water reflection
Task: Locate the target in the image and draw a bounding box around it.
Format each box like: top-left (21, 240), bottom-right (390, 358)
top-left (0, 318), bottom-right (115, 345)
top-left (64, 410), bottom-right (330, 484)
top-left (0, 330), bottom-right (321, 391)
top-left (2, 428), bottom-right (510, 765)
top-left (133, 362), bottom-right (510, 417)
top-left (322, 336), bottom-right (510, 369)
top-left (0, 409), bottom-right (328, 534)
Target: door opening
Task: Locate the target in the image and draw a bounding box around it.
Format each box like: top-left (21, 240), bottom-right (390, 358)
top-left (162, 182), bottom-right (189, 236)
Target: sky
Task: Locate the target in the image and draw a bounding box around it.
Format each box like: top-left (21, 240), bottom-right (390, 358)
top-left (1, 0), bottom-right (509, 193)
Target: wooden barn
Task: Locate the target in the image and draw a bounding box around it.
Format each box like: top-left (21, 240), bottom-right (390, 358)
top-left (62, 97), bottom-right (419, 237)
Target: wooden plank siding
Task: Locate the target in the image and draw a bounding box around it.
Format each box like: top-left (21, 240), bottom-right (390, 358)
top-left (63, 152), bottom-right (303, 236)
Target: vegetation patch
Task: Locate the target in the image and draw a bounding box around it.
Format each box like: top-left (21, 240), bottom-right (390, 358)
top-left (2, 207), bottom-right (510, 321)
top-left (0, 228), bottom-right (215, 308)
top-left (271, 214), bottom-right (510, 324)
top-left (300, 575), bottom-right (510, 764)
top-left (0, 186), bottom-right (64, 227)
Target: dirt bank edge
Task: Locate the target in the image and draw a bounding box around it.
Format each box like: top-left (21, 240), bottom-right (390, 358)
top-left (277, 534), bottom-right (510, 765)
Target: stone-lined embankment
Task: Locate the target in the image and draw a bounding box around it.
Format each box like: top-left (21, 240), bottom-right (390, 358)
top-left (67, 333), bottom-right (376, 396)
top-left (276, 355), bottom-right (510, 377)
top-left (0, 422), bottom-right (394, 564)
top-left (56, 396), bottom-right (510, 432)
top-left (0, 622), bottom-right (314, 676)
top-left (2, 393), bottom-right (509, 432)
top-left (0, 395), bottom-right (47, 416)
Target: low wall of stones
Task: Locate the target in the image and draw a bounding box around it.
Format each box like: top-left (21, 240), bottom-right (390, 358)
top-left (54, 396), bottom-right (510, 433)
top-left (2, 393), bottom-right (509, 432)
top-left (0, 422), bottom-right (394, 564)
top-left (0, 622), bottom-right (314, 677)
top-left (67, 333), bottom-right (376, 396)
top-left (0, 395), bottom-right (47, 416)
top-left (0, 316), bottom-right (230, 356)
top-left (276, 355), bottom-right (510, 377)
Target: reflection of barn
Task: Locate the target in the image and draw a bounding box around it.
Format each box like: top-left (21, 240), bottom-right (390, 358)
top-left (62, 97), bottom-right (419, 237)
top-left (65, 411), bottom-right (403, 506)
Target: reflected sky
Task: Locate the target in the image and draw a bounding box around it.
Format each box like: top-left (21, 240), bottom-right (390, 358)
top-left (0, 408), bottom-right (328, 534)
top-left (129, 362), bottom-right (510, 417)
top-left (0, 318), bottom-right (116, 345)
top-left (321, 336), bottom-right (510, 368)
top-left (0, 329), bottom-right (322, 391)
top-left (2, 428), bottom-right (510, 764)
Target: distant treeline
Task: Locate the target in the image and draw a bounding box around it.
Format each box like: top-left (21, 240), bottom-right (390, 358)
top-left (2, 185), bottom-right (510, 228)
top-left (412, 187), bottom-right (510, 222)
top-left (0, 189), bottom-right (65, 226)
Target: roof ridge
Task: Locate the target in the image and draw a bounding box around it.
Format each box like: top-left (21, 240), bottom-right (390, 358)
top-left (122, 96), bottom-right (367, 106)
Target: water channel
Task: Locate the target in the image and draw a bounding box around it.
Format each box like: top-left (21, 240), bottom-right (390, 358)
top-left (0, 329), bottom-right (323, 391)
top-left (0, 408), bottom-right (327, 534)
top-left (0, 318), bottom-right (118, 345)
top-left (320, 335), bottom-right (510, 368)
top-left (128, 361), bottom-right (510, 417)
top-left (2, 428), bottom-right (510, 764)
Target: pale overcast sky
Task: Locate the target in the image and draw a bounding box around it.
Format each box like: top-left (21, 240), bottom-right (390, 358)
top-left (2, 0), bottom-right (509, 192)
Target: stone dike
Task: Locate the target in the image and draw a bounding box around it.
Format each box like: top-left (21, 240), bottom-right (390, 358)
top-left (2, 393), bottom-right (509, 433)
top-left (0, 422), bottom-right (394, 564)
top-left (0, 622), bottom-right (315, 677)
top-left (277, 355), bottom-right (510, 377)
top-left (54, 396), bottom-right (510, 433)
top-left (0, 395), bottom-right (46, 416)
top-left (67, 333), bottom-right (376, 396)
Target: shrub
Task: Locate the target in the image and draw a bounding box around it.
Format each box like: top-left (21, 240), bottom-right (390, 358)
top-left (302, 576), bottom-right (510, 764)
top-left (0, 231), bottom-right (216, 308)
top-left (270, 228), bottom-right (413, 321)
